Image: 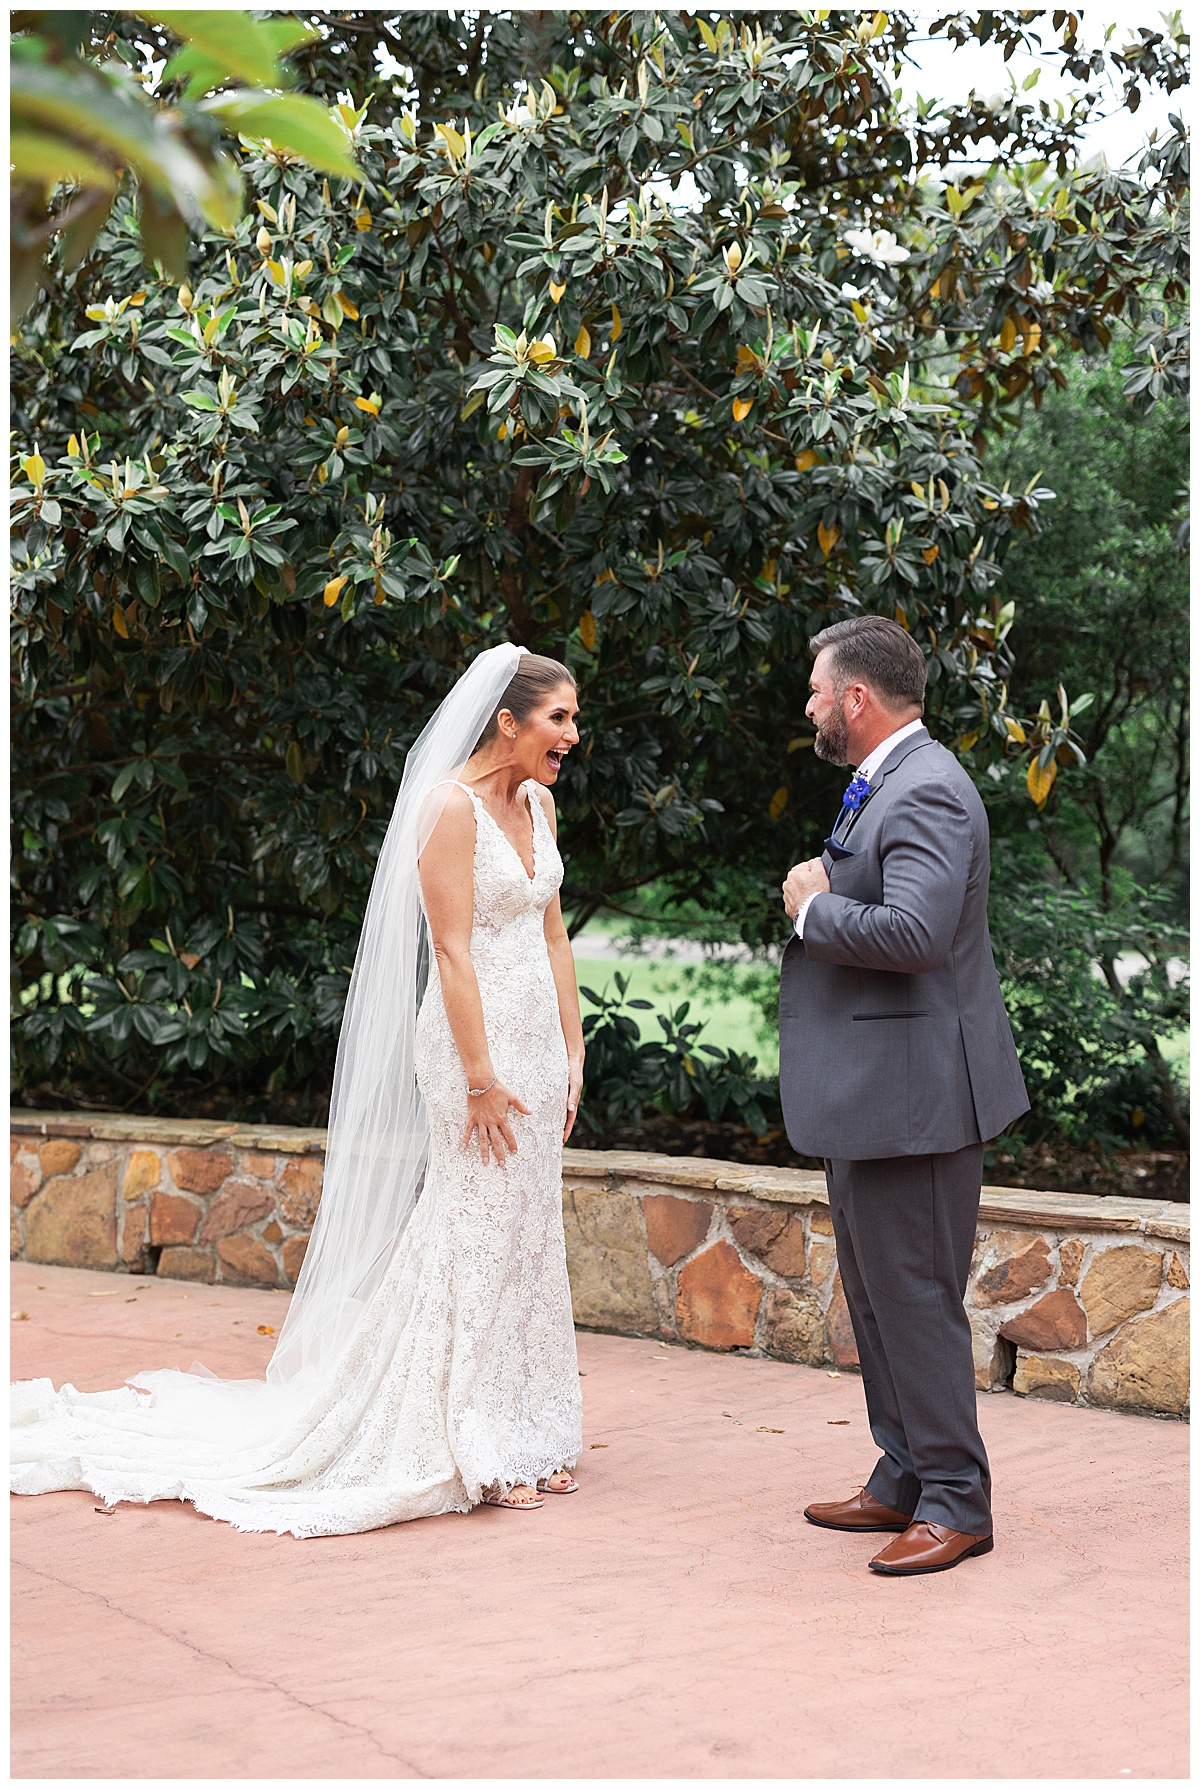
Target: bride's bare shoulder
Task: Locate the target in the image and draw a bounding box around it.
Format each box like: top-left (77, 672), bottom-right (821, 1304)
top-left (418, 783), bottom-right (477, 856)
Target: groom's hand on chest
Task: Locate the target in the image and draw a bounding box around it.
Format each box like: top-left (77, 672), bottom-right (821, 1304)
top-left (782, 856), bottom-right (831, 920)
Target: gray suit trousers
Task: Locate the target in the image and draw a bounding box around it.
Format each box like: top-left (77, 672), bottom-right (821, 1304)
top-left (824, 1144), bottom-right (992, 1535)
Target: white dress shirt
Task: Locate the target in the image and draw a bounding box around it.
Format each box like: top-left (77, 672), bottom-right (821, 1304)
top-left (793, 717), bottom-right (926, 938)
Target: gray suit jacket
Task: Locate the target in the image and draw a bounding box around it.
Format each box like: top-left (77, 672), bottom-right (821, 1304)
top-left (778, 727), bottom-right (1029, 1160)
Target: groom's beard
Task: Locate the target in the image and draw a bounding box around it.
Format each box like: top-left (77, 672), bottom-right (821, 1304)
top-left (813, 700), bottom-right (849, 765)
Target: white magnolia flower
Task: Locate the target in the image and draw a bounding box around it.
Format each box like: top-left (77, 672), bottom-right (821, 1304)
top-left (1030, 279), bottom-right (1056, 304)
top-left (844, 227), bottom-right (909, 267)
top-left (501, 100), bottom-right (535, 129)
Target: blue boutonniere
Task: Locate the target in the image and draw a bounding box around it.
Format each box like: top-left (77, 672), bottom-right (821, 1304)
top-left (841, 773), bottom-right (872, 815)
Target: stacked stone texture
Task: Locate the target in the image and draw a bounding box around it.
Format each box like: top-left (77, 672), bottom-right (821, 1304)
top-left (10, 1117), bottom-right (322, 1291)
top-left (10, 1116), bottom-right (1189, 1419)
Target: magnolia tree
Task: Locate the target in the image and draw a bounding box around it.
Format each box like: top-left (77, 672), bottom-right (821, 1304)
top-left (11, 8), bottom-right (1189, 1118)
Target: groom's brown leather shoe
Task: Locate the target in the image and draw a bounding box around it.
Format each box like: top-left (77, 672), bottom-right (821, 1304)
top-left (804, 1487), bottom-right (911, 1533)
top-left (868, 1521), bottom-right (994, 1575)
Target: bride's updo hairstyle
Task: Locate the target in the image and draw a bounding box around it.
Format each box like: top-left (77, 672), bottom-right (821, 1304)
top-left (474, 652), bottom-right (576, 750)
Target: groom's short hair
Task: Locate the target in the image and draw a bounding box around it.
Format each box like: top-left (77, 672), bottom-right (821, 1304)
top-left (809, 616), bottom-right (927, 713)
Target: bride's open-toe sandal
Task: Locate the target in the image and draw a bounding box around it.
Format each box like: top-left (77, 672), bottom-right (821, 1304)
top-left (538, 1471), bottom-right (580, 1495)
top-left (483, 1485), bottom-right (545, 1511)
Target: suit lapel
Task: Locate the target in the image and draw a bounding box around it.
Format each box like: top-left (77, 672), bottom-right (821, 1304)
top-left (839, 727), bottom-right (932, 842)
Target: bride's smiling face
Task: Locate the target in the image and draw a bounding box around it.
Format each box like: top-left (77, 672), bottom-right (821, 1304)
top-left (502, 681), bottom-right (580, 785)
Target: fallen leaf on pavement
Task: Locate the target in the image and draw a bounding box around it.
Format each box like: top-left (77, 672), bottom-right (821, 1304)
top-left (257, 1325), bottom-right (275, 1335)
top-left (757, 1426), bottom-right (784, 1433)
top-left (12, 1311), bottom-right (28, 1321)
top-left (827, 1419), bottom-right (850, 1425)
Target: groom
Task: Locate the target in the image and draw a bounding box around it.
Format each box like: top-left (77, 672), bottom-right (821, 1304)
top-left (778, 616), bottom-right (1029, 1577)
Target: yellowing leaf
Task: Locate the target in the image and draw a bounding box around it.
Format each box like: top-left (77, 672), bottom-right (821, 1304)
top-left (579, 610), bottom-right (597, 651)
top-left (256, 199), bottom-right (278, 223)
top-left (956, 728), bottom-right (980, 753)
top-left (85, 305), bottom-right (108, 322)
top-left (295, 259), bottom-right (313, 279)
top-left (374, 576), bottom-right (386, 606)
top-left (354, 396), bottom-right (379, 417)
top-left (1004, 717), bottom-right (1027, 744)
top-left (1000, 314), bottom-right (1017, 353)
top-left (736, 344), bottom-right (758, 371)
top-left (22, 452), bottom-right (45, 487)
top-left (266, 259), bottom-right (288, 286)
top-left (922, 544), bottom-right (939, 565)
top-left (549, 279), bottom-right (566, 304)
top-left (528, 337), bottom-right (556, 365)
top-left (574, 323), bottom-right (591, 359)
top-left (203, 314), bottom-right (220, 344)
top-left (355, 208), bottom-right (372, 232)
top-left (732, 395), bottom-right (753, 422)
top-left (851, 299), bottom-right (869, 324)
top-left (317, 461), bottom-right (329, 482)
top-left (323, 574), bottom-right (349, 607)
top-left (112, 603), bottom-right (129, 638)
top-left (1027, 756), bottom-right (1057, 807)
top-left (335, 426), bottom-right (349, 447)
top-left (817, 520), bottom-right (839, 555)
top-left (769, 784), bottom-right (789, 820)
top-left (337, 293), bottom-right (359, 320)
top-left (66, 434), bottom-right (80, 458)
top-left (795, 448), bottom-right (818, 472)
top-left (497, 422), bottom-right (508, 440)
top-left (610, 301), bottom-right (623, 342)
top-left (435, 121), bottom-right (466, 159)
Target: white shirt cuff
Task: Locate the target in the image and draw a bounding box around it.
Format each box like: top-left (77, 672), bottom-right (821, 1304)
top-left (794, 893), bottom-right (819, 939)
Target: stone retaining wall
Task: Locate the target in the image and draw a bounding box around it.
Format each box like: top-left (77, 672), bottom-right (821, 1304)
top-left (11, 1112), bottom-right (1190, 1419)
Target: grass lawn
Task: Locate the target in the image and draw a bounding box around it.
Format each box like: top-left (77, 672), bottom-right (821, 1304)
top-left (1159, 1027), bottom-right (1190, 1089)
top-left (573, 954), bottom-right (778, 1071)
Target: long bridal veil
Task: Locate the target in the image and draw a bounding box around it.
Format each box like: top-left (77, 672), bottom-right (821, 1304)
top-left (12, 642), bottom-right (526, 1468)
top-left (269, 640), bottom-right (525, 1388)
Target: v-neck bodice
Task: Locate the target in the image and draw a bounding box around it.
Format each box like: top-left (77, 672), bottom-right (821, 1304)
top-left (439, 779), bottom-right (562, 945)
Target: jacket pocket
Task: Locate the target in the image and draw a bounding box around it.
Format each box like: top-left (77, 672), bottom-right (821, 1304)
top-left (852, 1011), bottom-right (929, 1021)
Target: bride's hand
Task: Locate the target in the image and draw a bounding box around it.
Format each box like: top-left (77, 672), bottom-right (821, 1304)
top-left (563, 1055), bottom-right (584, 1144)
top-left (462, 1080), bottom-right (532, 1165)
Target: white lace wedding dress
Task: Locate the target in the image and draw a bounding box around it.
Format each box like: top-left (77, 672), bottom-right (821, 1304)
top-left (11, 780), bottom-right (583, 1537)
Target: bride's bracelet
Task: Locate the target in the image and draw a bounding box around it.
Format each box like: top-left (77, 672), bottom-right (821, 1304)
top-left (467, 1076), bottom-right (497, 1098)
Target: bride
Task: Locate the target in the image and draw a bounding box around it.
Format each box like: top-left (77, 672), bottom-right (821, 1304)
top-left (11, 644), bottom-right (588, 1535)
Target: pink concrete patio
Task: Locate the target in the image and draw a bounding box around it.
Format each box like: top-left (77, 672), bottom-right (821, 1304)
top-left (10, 1261), bottom-right (1189, 1779)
